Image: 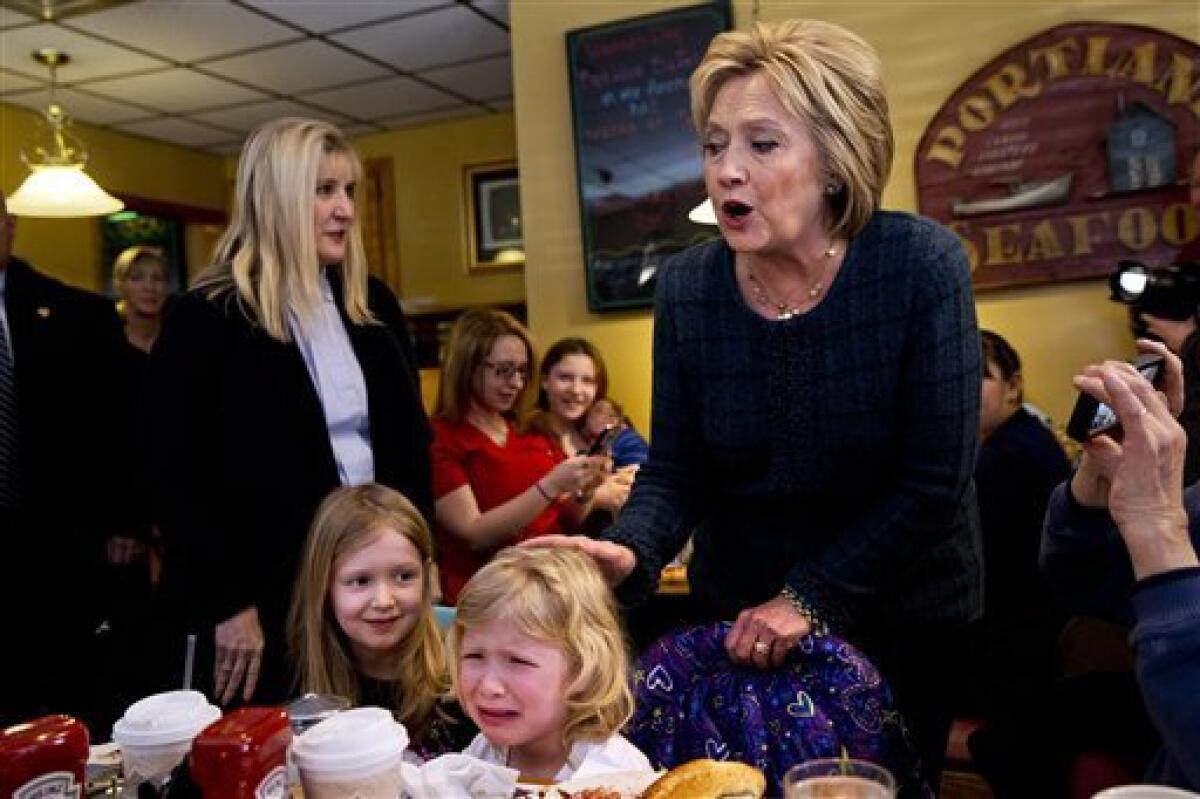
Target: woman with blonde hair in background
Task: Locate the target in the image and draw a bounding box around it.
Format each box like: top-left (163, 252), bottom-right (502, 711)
top-left (96, 244), bottom-right (173, 722)
top-left (108, 244), bottom-right (171, 568)
top-left (288, 484), bottom-right (474, 758)
top-left (144, 117), bottom-right (431, 704)
top-left (113, 244), bottom-right (169, 353)
top-left (430, 309), bottom-right (607, 604)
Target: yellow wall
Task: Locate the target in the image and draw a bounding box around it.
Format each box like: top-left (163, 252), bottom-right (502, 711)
top-left (352, 112), bottom-right (523, 310)
top-left (0, 102), bottom-right (227, 292)
top-left (512, 0), bottom-right (1200, 433)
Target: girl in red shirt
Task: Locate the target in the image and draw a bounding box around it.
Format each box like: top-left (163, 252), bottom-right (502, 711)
top-left (430, 309), bottom-right (607, 603)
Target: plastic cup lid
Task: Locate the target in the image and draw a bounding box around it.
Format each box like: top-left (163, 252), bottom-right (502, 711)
top-left (112, 690), bottom-right (222, 747)
top-left (286, 693), bottom-right (351, 723)
top-left (291, 707), bottom-right (408, 776)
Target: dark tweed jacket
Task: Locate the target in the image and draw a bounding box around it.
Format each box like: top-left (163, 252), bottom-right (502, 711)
top-left (605, 210), bottom-right (983, 633)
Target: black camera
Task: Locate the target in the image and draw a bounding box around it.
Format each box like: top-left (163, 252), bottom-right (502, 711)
top-left (1109, 260), bottom-right (1200, 322)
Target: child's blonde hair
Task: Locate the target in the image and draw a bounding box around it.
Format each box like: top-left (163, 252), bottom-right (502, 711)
top-left (287, 484), bottom-right (447, 740)
top-left (447, 547), bottom-right (634, 746)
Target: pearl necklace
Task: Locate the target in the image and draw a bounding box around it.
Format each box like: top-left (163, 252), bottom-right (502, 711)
top-left (746, 242), bottom-right (838, 320)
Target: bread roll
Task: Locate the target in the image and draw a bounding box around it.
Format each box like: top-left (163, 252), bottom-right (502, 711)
top-left (642, 759), bottom-right (766, 799)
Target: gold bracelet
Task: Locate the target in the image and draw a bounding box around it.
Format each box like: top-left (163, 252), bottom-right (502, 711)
top-left (780, 586), bottom-right (829, 636)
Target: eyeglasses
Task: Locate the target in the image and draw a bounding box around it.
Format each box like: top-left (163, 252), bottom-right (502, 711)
top-left (481, 360), bottom-right (532, 382)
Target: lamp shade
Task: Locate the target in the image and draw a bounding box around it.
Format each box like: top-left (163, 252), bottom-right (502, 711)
top-left (688, 197), bottom-right (718, 225)
top-left (7, 163), bottom-right (124, 217)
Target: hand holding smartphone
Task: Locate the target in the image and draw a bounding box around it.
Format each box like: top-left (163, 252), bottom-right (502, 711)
top-left (584, 424), bottom-right (621, 457)
top-left (1066, 353), bottom-right (1165, 443)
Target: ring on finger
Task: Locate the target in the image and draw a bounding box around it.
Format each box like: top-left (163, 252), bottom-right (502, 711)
top-left (753, 640), bottom-right (770, 655)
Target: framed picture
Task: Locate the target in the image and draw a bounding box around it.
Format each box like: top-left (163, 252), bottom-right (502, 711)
top-left (463, 160), bottom-right (524, 271)
top-left (566, 2), bottom-right (730, 311)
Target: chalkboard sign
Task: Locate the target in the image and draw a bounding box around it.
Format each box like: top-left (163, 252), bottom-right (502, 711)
top-left (566, 2), bottom-right (730, 312)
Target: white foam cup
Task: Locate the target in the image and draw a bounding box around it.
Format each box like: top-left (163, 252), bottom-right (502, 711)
top-left (112, 690), bottom-right (222, 785)
top-left (291, 706), bottom-right (409, 799)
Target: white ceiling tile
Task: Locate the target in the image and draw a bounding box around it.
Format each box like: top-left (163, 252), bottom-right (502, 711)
top-left (421, 54), bottom-right (509, 101)
top-left (188, 98), bottom-right (347, 133)
top-left (378, 103), bottom-right (482, 129)
top-left (203, 39), bottom-right (389, 95)
top-left (0, 1), bottom-right (513, 155)
top-left (116, 117), bottom-right (233, 148)
top-left (4, 86), bottom-right (151, 125)
top-left (0, 23), bottom-right (168, 81)
top-left (469, 0), bottom-right (508, 25)
top-left (331, 4), bottom-right (508, 71)
top-left (86, 69), bottom-right (268, 114)
top-left (0, 72), bottom-right (41, 94)
top-left (63, 1), bottom-right (300, 63)
top-left (300, 75), bottom-right (455, 119)
top-left (244, 0), bottom-right (446, 33)
top-left (0, 8), bottom-right (35, 28)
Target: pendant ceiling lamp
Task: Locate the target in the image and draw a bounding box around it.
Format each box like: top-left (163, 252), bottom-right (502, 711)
top-left (7, 48), bottom-right (124, 218)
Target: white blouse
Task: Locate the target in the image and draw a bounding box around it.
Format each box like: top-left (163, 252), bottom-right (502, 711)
top-left (462, 732), bottom-right (652, 782)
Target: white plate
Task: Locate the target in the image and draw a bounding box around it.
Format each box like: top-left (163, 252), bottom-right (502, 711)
top-left (1092, 787), bottom-right (1200, 799)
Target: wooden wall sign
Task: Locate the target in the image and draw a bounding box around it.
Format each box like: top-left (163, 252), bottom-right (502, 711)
top-left (915, 22), bottom-right (1200, 291)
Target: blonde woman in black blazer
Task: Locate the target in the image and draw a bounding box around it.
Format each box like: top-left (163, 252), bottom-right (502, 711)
top-left (144, 118), bottom-right (431, 705)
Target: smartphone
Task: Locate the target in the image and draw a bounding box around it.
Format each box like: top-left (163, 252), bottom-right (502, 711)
top-left (1065, 353), bottom-right (1165, 443)
top-left (584, 424), bottom-right (621, 456)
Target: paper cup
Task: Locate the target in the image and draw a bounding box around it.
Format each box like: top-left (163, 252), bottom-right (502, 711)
top-left (112, 690), bottom-right (220, 785)
top-left (291, 706), bottom-right (408, 799)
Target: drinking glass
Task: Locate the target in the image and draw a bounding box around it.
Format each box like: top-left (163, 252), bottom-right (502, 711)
top-left (783, 758), bottom-right (896, 799)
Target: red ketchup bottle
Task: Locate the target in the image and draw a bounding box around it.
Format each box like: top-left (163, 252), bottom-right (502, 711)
top-left (190, 707), bottom-right (292, 799)
top-left (0, 715), bottom-right (90, 798)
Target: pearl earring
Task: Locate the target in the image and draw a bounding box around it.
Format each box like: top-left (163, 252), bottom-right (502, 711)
top-left (825, 182), bottom-right (840, 195)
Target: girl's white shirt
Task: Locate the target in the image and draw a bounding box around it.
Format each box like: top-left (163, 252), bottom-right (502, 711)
top-left (462, 732), bottom-right (652, 782)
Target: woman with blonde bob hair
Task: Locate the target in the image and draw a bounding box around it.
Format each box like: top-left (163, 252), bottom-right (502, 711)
top-left (531, 19), bottom-right (980, 786)
top-left (430, 309), bottom-right (606, 604)
top-left (288, 484), bottom-right (474, 755)
top-left (448, 547), bottom-right (649, 781)
top-left (144, 117), bottom-right (431, 704)
top-left (689, 19), bottom-right (893, 243)
top-left (112, 244), bottom-right (169, 353)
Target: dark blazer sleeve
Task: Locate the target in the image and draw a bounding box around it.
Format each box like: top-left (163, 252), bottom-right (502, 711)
top-left (603, 253), bottom-right (710, 604)
top-left (144, 291), bottom-right (256, 626)
top-left (74, 290), bottom-right (130, 543)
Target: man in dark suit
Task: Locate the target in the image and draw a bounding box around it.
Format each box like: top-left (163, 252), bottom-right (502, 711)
top-left (0, 191), bottom-right (128, 727)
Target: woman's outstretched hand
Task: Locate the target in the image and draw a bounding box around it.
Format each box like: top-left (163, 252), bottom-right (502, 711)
top-left (520, 534), bottom-right (637, 586)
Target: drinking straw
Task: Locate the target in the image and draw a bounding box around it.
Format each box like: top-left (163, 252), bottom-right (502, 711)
top-left (182, 634), bottom-right (196, 691)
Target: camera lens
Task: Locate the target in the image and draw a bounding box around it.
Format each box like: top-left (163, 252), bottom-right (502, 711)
top-left (1110, 262), bottom-right (1149, 302)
